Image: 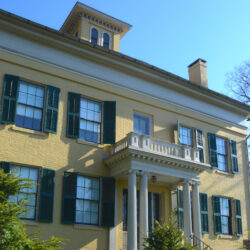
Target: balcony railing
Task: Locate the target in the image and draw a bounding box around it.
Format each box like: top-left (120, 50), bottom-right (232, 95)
top-left (111, 132), bottom-right (200, 163)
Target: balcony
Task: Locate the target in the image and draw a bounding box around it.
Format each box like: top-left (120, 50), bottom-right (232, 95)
top-left (112, 132), bottom-right (200, 162)
top-left (105, 132), bottom-right (210, 179)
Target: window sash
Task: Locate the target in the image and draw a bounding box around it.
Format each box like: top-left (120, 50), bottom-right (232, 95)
top-left (180, 126), bottom-right (193, 146)
top-left (133, 112), bottom-right (152, 136)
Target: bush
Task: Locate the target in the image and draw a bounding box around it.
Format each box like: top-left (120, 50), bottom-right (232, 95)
top-left (144, 213), bottom-right (197, 250)
top-left (0, 168), bottom-right (65, 249)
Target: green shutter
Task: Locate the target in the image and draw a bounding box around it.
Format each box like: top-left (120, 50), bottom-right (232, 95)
top-left (230, 140), bottom-right (239, 173)
top-left (148, 192), bottom-right (152, 232)
top-left (212, 196), bottom-right (222, 234)
top-left (177, 120), bottom-right (181, 144)
top-left (200, 193), bottom-right (209, 233)
top-left (38, 168), bottom-right (55, 222)
top-left (178, 189), bottom-right (184, 230)
top-left (101, 177), bottom-right (116, 227)
top-left (234, 199), bottom-right (242, 236)
top-left (67, 92), bottom-right (80, 138)
top-left (61, 172), bottom-right (77, 224)
top-left (196, 129), bottom-right (204, 163)
top-left (1, 74), bottom-right (19, 123)
top-left (0, 161), bottom-right (10, 173)
top-left (208, 133), bottom-right (218, 168)
top-left (44, 86), bottom-right (60, 133)
top-left (103, 101), bottom-right (116, 144)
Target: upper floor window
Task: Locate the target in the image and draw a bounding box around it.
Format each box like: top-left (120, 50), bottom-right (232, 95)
top-left (102, 33), bottom-right (110, 49)
top-left (16, 81), bottom-right (44, 131)
top-left (67, 92), bottom-right (116, 144)
top-left (216, 137), bottom-right (228, 172)
top-left (208, 133), bottom-right (238, 173)
top-left (9, 165), bottom-right (38, 219)
top-left (80, 97), bottom-right (102, 144)
top-left (179, 125), bottom-right (193, 146)
top-left (91, 28), bottom-right (98, 45)
top-left (1, 74), bottom-right (60, 133)
top-left (133, 111), bottom-right (152, 136)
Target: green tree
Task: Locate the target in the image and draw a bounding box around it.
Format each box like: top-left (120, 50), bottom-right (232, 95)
top-left (0, 168), bottom-right (64, 249)
top-left (144, 214), bottom-right (197, 250)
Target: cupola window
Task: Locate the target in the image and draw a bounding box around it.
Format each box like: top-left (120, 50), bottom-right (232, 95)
top-left (91, 28), bottom-right (98, 45)
top-left (103, 33), bottom-right (110, 49)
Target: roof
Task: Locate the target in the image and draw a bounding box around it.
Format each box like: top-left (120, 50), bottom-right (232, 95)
top-left (60, 2), bottom-right (132, 38)
top-left (0, 7), bottom-right (249, 114)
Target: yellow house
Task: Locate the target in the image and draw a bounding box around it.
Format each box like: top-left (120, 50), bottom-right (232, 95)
top-left (0, 2), bottom-right (249, 250)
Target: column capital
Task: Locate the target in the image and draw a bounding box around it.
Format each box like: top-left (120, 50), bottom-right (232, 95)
top-left (190, 180), bottom-right (201, 186)
top-left (137, 170), bottom-right (151, 177)
top-left (128, 169), bottom-right (138, 175)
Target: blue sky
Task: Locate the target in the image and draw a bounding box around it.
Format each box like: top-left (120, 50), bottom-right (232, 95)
top-left (0, 0), bottom-right (250, 99)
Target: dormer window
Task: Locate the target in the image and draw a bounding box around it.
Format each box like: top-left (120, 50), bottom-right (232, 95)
top-left (91, 28), bottom-right (98, 45)
top-left (103, 33), bottom-right (110, 49)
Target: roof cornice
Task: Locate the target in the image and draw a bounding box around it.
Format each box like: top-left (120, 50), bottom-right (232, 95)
top-left (0, 8), bottom-right (249, 116)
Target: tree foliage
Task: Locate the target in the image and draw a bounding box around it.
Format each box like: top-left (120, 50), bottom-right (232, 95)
top-left (0, 168), bottom-right (64, 250)
top-left (226, 60), bottom-right (250, 105)
top-left (144, 214), bottom-right (197, 250)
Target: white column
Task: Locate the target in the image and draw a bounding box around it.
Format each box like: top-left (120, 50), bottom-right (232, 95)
top-left (140, 172), bottom-right (149, 249)
top-left (109, 179), bottom-right (117, 250)
top-left (183, 180), bottom-right (192, 243)
top-left (192, 182), bottom-right (202, 248)
top-left (128, 170), bottom-right (137, 250)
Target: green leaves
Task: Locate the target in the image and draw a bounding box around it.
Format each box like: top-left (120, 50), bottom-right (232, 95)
top-left (144, 212), bottom-right (197, 250)
top-left (0, 169), bottom-right (65, 249)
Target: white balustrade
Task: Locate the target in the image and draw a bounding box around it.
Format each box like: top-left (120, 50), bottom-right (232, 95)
top-left (112, 132), bottom-right (200, 163)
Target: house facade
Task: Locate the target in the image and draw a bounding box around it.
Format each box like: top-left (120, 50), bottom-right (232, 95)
top-left (0, 2), bottom-right (249, 250)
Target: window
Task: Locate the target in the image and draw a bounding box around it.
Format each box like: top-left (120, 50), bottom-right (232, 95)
top-left (76, 175), bottom-right (100, 225)
top-left (9, 165), bottom-right (38, 219)
top-left (1, 162), bottom-right (55, 222)
top-left (208, 133), bottom-right (238, 173)
top-left (79, 97), bottom-right (102, 144)
top-left (103, 33), bottom-right (110, 49)
top-left (133, 112), bottom-right (152, 136)
top-left (16, 81), bottom-right (44, 131)
top-left (216, 137), bottom-right (228, 172)
top-left (212, 196), bottom-right (232, 235)
top-left (180, 126), bottom-right (193, 146)
top-left (67, 92), bottom-right (116, 144)
top-left (62, 172), bottom-right (115, 227)
top-left (1, 74), bottom-right (60, 133)
top-left (91, 28), bottom-right (98, 45)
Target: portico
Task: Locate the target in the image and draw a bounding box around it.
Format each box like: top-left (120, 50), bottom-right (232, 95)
top-left (104, 132), bottom-right (210, 249)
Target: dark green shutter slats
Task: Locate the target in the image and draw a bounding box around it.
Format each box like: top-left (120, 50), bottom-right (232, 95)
top-left (177, 120), bottom-right (181, 144)
top-left (103, 101), bottom-right (116, 144)
top-left (234, 199), bottom-right (242, 236)
top-left (62, 172), bottom-right (77, 224)
top-left (230, 140), bottom-right (239, 173)
top-left (67, 92), bottom-right (80, 138)
top-left (212, 196), bottom-right (221, 234)
top-left (177, 189), bottom-right (184, 230)
top-left (44, 86), bottom-right (60, 133)
top-left (208, 133), bottom-right (218, 168)
top-left (200, 193), bottom-right (209, 233)
top-left (38, 169), bottom-right (55, 222)
top-left (1, 74), bottom-right (19, 123)
top-left (101, 177), bottom-right (116, 227)
top-left (0, 161), bottom-right (10, 173)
